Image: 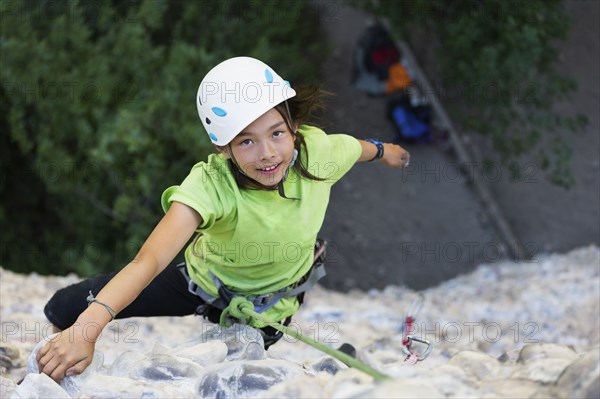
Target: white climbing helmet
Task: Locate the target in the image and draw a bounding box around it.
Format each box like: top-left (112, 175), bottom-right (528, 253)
top-left (196, 56), bottom-right (297, 146)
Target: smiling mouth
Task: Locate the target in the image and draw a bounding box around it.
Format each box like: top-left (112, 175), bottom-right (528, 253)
top-left (257, 163), bottom-right (281, 174)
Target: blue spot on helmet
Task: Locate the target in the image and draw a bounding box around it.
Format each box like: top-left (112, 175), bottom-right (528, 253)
top-left (211, 107), bottom-right (227, 117)
top-left (265, 69), bottom-right (274, 83)
top-left (209, 133), bottom-right (218, 142)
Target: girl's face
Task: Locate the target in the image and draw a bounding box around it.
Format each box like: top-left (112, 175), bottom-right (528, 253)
top-left (220, 108), bottom-right (296, 188)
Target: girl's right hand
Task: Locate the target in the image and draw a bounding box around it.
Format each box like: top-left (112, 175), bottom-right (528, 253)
top-left (381, 143), bottom-right (410, 168)
top-left (36, 323), bottom-right (97, 382)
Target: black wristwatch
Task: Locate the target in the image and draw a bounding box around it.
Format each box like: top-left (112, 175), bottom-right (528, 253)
top-left (365, 139), bottom-right (384, 162)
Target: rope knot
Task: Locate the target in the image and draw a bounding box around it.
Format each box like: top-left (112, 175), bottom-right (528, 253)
top-left (220, 297), bottom-right (257, 327)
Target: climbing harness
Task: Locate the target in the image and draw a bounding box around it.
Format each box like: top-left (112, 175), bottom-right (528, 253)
top-left (400, 293), bottom-right (433, 363)
top-left (179, 239), bottom-right (327, 314)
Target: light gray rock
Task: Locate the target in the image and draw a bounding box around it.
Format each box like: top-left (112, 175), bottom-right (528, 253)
top-left (356, 379), bottom-right (445, 398)
top-left (424, 364), bottom-right (481, 397)
top-left (72, 374), bottom-right (146, 398)
top-left (477, 379), bottom-right (547, 398)
top-left (497, 347), bottom-right (522, 364)
top-left (196, 324), bottom-right (267, 361)
top-left (76, 373), bottom-right (196, 398)
top-left (264, 375), bottom-right (327, 398)
top-left (0, 343), bottom-right (22, 371)
top-left (132, 354), bottom-right (205, 381)
top-left (307, 356), bottom-right (346, 375)
top-left (107, 349), bottom-right (204, 381)
top-left (517, 343), bottom-right (578, 365)
top-left (327, 368), bottom-right (376, 398)
top-left (105, 349), bottom-right (146, 376)
top-left (448, 350), bottom-right (506, 380)
top-left (174, 341), bottom-right (228, 366)
top-left (151, 340), bottom-right (228, 367)
top-left (11, 373), bottom-right (70, 399)
top-left (512, 358), bottom-right (573, 384)
top-left (196, 359), bottom-right (307, 398)
top-left (1, 376), bottom-right (17, 399)
top-left (1, 246), bottom-right (599, 399)
top-left (555, 349), bottom-right (600, 399)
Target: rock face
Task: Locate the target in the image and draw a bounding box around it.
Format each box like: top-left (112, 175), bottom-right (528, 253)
top-left (1, 246), bottom-right (599, 398)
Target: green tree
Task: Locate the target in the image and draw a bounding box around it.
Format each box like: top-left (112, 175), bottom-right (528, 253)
top-left (355, 0), bottom-right (587, 187)
top-left (1, 0), bottom-right (325, 276)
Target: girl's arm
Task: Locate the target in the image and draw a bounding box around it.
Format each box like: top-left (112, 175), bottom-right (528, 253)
top-left (37, 201), bottom-right (203, 381)
top-left (357, 139), bottom-right (410, 168)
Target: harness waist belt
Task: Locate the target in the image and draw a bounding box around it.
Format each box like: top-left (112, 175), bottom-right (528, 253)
top-left (177, 263), bottom-right (326, 313)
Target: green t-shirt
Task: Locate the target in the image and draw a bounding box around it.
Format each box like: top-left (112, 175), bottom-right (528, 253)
top-left (161, 125), bottom-right (362, 323)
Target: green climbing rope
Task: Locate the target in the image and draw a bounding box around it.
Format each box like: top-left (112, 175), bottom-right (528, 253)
top-left (220, 297), bottom-right (390, 381)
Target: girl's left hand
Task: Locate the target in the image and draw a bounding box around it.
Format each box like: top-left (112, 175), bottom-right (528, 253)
top-left (381, 143), bottom-right (410, 168)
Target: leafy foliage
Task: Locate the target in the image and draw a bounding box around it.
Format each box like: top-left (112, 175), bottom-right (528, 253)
top-left (355, 0), bottom-right (587, 187)
top-left (1, 0), bottom-right (325, 276)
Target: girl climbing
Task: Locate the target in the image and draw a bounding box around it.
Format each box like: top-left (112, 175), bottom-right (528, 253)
top-left (37, 56), bottom-right (410, 381)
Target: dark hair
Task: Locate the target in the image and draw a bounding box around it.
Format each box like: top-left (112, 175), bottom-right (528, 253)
top-left (226, 85), bottom-right (329, 191)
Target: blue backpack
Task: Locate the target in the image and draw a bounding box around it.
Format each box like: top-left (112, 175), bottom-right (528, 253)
top-left (386, 95), bottom-right (433, 144)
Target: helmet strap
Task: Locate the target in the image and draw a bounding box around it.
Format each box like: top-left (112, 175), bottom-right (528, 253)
top-left (277, 148), bottom-right (300, 200)
top-left (284, 100), bottom-right (292, 122)
top-left (226, 144), bottom-right (249, 178)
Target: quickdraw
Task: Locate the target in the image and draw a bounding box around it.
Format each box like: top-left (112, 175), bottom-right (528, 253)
top-left (401, 293), bottom-right (433, 363)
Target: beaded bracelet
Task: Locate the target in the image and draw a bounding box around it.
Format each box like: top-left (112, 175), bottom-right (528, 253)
top-left (86, 290), bottom-right (117, 320)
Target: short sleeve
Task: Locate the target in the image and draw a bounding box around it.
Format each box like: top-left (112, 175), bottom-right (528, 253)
top-left (161, 156), bottom-right (229, 230)
top-left (299, 125), bottom-right (362, 183)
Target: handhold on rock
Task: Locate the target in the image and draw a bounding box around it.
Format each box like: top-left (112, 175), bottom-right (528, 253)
top-left (26, 333), bottom-right (104, 375)
top-left (25, 332), bottom-right (104, 397)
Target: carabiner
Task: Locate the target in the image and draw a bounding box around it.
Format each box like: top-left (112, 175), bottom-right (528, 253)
top-left (401, 335), bottom-right (433, 361)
